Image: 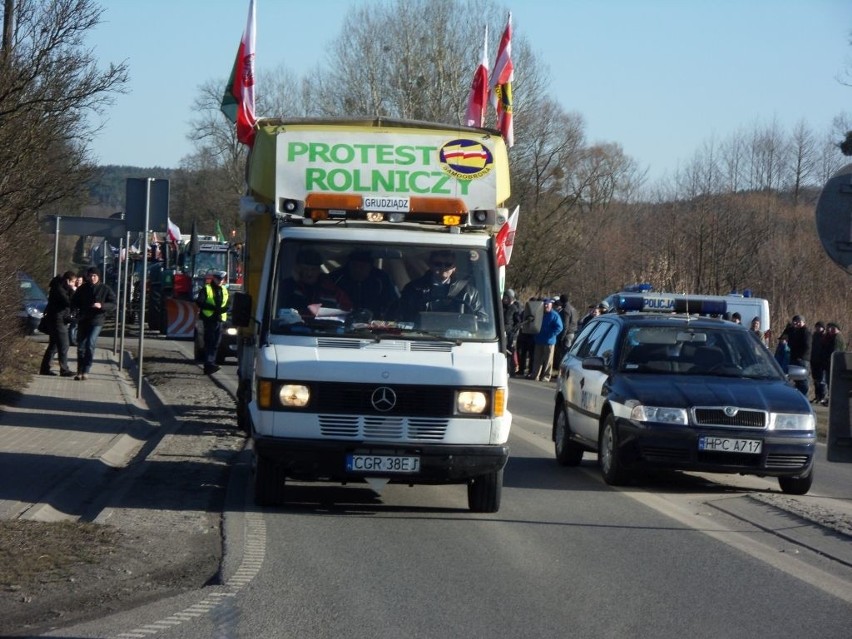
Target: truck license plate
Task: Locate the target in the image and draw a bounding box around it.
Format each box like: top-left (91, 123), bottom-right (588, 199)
top-left (698, 437), bottom-right (762, 454)
top-left (346, 455), bottom-right (421, 473)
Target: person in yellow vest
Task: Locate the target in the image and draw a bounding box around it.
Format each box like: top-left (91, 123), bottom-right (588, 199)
top-left (195, 270), bottom-right (229, 375)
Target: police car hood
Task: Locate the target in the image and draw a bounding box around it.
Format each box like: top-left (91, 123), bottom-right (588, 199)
top-left (619, 375), bottom-right (811, 413)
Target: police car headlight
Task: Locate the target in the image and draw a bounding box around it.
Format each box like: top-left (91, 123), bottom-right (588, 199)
top-left (770, 412), bottom-right (815, 432)
top-left (457, 391), bottom-right (488, 414)
top-left (279, 384), bottom-right (310, 408)
top-left (630, 405), bottom-right (688, 425)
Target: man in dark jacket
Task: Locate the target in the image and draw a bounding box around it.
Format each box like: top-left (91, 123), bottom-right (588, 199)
top-left (40, 271), bottom-right (78, 377)
top-left (397, 250), bottom-right (483, 322)
top-left (809, 321), bottom-right (826, 403)
top-left (782, 314), bottom-right (811, 397)
top-left (555, 293), bottom-right (578, 365)
top-left (72, 267), bottom-right (116, 380)
top-left (502, 289), bottom-right (522, 375)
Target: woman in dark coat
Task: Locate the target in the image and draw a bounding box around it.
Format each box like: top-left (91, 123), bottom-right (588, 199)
top-left (39, 271), bottom-right (77, 376)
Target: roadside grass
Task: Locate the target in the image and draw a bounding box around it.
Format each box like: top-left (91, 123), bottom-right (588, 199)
top-left (0, 520), bottom-right (120, 593)
top-left (0, 335), bottom-right (43, 408)
top-left (0, 336), bottom-right (123, 598)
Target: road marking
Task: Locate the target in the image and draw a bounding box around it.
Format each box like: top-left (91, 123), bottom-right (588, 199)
top-left (510, 417), bottom-right (852, 605)
top-left (114, 511), bottom-right (266, 638)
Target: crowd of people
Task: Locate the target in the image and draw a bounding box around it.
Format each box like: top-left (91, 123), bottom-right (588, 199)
top-left (774, 314), bottom-right (845, 405)
top-left (39, 267), bottom-right (117, 380)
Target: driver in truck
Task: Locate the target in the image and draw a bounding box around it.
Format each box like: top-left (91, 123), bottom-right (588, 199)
top-left (397, 249), bottom-right (484, 322)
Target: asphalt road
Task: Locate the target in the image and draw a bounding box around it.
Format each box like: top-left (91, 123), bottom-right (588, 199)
top-left (52, 353), bottom-right (852, 639)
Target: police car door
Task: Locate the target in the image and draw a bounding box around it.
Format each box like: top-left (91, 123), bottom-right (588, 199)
top-left (566, 321), bottom-right (616, 445)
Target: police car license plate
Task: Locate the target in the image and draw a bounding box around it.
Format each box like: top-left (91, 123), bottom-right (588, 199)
top-left (698, 437), bottom-right (762, 454)
top-left (346, 455), bottom-right (420, 473)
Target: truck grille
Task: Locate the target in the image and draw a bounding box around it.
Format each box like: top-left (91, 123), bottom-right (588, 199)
top-left (314, 382), bottom-right (455, 417)
top-left (319, 415), bottom-right (449, 441)
top-left (692, 407), bottom-right (767, 429)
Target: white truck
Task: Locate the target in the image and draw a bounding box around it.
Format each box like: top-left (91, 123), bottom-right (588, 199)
top-left (231, 118), bottom-right (514, 512)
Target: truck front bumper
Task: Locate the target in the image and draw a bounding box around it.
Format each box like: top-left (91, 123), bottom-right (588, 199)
top-left (253, 437), bottom-right (509, 484)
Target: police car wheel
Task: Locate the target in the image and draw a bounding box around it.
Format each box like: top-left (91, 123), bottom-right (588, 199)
top-left (554, 406), bottom-right (583, 467)
top-left (778, 466), bottom-right (813, 495)
top-left (599, 414), bottom-right (628, 486)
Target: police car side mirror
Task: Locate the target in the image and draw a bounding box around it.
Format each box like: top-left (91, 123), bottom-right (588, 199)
top-left (231, 292), bottom-right (252, 328)
top-left (785, 364), bottom-right (808, 382)
top-left (582, 356), bottom-right (607, 372)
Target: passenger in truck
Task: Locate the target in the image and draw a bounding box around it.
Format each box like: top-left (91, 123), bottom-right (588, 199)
top-left (329, 249), bottom-right (399, 321)
top-left (280, 247), bottom-right (352, 318)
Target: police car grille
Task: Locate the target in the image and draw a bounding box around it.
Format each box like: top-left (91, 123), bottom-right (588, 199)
top-left (692, 408), bottom-right (767, 429)
top-left (314, 383), bottom-right (454, 417)
top-left (766, 453), bottom-right (811, 469)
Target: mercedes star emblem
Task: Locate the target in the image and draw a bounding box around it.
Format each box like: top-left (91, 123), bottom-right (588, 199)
top-left (371, 386), bottom-right (397, 412)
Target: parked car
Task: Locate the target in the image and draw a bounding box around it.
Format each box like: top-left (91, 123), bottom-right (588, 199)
top-left (552, 295), bottom-right (816, 494)
top-left (17, 272), bottom-right (48, 334)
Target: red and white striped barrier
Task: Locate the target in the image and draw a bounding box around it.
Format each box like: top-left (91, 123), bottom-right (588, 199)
top-left (165, 298), bottom-right (197, 339)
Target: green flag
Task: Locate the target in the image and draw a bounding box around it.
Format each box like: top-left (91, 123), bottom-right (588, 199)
top-left (216, 220), bottom-right (227, 243)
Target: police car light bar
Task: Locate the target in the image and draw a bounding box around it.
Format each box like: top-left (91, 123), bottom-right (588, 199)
top-left (615, 295), bottom-right (728, 316)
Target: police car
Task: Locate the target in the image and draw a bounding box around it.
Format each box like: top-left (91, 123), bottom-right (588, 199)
top-left (552, 295), bottom-right (816, 494)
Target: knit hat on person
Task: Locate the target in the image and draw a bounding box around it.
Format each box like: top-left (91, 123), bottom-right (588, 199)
top-left (815, 321), bottom-right (825, 330)
top-left (505, 289), bottom-right (515, 300)
top-left (827, 322), bottom-right (841, 331)
top-left (86, 266), bottom-right (101, 276)
top-left (792, 315), bottom-right (804, 324)
top-left (559, 294), bottom-right (568, 305)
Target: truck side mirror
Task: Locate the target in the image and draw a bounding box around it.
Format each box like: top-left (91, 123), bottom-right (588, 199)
top-left (231, 291), bottom-right (252, 327)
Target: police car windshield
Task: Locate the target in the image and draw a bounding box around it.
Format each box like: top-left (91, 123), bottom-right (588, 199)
top-left (269, 240), bottom-right (497, 341)
top-left (619, 326), bottom-right (782, 379)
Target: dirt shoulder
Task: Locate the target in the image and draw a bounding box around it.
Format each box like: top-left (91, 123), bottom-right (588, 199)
top-left (0, 340), bottom-right (244, 636)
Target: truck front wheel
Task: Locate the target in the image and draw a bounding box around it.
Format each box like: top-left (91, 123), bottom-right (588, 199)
top-left (254, 454), bottom-right (286, 507)
top-left (467, 469), bottom-right (503, 513)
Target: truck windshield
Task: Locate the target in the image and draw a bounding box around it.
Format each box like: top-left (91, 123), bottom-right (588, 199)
top-left (269, 240), bottom-right (498, 341)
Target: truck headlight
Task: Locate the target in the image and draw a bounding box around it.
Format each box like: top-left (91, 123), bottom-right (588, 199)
top-left (280, 384), bottom-right (310, 408)
top-left (770, 412), bottom-right (815, 432)
top-left (630, 405), bottom-right (688, 425)
top-left (457, 391), bottom-right (488, 414)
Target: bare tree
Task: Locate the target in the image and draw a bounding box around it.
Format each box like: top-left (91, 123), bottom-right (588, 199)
top-left (787, 119), bottom-right (817, 203)
top-left (0, 0), bottom-right (128, 237)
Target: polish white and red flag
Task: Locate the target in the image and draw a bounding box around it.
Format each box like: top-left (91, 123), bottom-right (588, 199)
top-left (496, 205), bottom-right (519, 267)
top-left (221, 0), bottom-right (257, 146)
top-left (166, 218), bottom-right (181, 243)
top-left (489, 12), bottom-right (514, 148)
top-left (464, 26), bottom-right (489, 128)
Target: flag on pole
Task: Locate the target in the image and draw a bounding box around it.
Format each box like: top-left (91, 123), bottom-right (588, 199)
top-left (221, 0), bottom-right (257, 146)
top-left (215, 220), bottom-right (227, 243)
top-left (166, 218), bottom-right (181, 243)
top-left (489, 12), bottom-right (514, 147)
top-left (464, 26), bottom-right (489, 128)
top-left (495, 206), bottom-right (519, 267)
